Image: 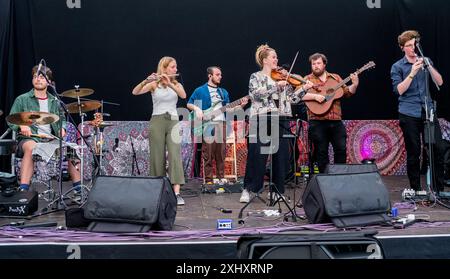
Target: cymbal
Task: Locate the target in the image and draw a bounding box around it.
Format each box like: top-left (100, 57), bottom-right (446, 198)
top-left (6, 112), bottom-right (60, 126)
top-left (66, 100), bottom-right (102, 114)
top-left (60, 88), bottom-right (94, 98)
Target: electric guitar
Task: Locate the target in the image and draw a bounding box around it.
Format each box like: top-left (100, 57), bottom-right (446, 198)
top-left (190, 95), bottom-right (250, 136)
top-left (304, 61), bottom-right (375, 116)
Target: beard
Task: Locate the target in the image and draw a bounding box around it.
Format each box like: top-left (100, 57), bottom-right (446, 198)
top-left (312, 68), bottom-right (325, 77)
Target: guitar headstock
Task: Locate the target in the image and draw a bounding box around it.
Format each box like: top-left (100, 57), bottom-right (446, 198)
top-left (359, 61), bottom-right (376, 73)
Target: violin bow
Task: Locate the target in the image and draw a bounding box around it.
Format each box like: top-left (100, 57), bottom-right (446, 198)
top-left (286, 50), bottom-right (300, 79)
top-left (281, 51), bottom-right (300, 112)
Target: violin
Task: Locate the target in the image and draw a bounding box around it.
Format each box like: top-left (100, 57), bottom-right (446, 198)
top-left (271, 67), bottom-right (308, 87)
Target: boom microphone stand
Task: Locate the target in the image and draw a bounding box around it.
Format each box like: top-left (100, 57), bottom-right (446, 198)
top-left (130, 137), bottom-right (140, 176)
top-left (415, 42), bottom-right (442, 199)
top-left (38, 60), bottom-right (100, 209)
top-left (36, 60), bottom-right (65, 210)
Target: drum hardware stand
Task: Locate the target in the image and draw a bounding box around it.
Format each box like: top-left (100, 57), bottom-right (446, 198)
top-left (75, 87), bottom-right (89, 193)
top-left (91, 99), bottom-right (120, 176)
top-left (0, 128), bottom-right (14, 174)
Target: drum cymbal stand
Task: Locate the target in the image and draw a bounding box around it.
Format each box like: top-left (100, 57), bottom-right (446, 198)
top-left (72, 86), bottom-right (89, 203)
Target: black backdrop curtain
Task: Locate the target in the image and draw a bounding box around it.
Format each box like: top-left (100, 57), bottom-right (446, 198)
top-left (1, 0), bottom-right (449, 169)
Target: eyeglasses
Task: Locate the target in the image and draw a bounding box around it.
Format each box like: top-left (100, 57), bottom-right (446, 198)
top-left (33, 74), bottom-right (46, 79)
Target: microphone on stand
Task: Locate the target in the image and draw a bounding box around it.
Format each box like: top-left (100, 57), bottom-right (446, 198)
top-left (113, 138), bottom-right (119, 152)
top-left (37, 59), bottom-right (44, 75)
top-left (36, 59), bottom-right (50, 81)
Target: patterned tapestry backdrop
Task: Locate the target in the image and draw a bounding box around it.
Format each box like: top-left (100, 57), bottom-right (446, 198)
top-left (79, 121), bottom-right (196, 181)
top-left (72, 119), bottom-right (449, 180)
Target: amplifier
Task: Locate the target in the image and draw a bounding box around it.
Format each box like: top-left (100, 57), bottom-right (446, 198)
top-left (0, 190), bottom-right (38, 216)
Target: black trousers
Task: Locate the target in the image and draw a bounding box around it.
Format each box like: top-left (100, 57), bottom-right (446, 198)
top-left (244, 115), bottom-right (289, 194)
top-left (399, 113), bottom-right (445, 192)
top-left (308, 120), bottom-right (347, 173)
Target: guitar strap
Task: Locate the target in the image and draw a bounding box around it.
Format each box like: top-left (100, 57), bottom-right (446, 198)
top-left (217, 87), bottom-right (225, 106)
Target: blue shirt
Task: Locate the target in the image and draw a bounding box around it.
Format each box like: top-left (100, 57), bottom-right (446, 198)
top-left (391, 56), bottom-right (434, 118)
top-left (188, 83), bottom-right (230, 111)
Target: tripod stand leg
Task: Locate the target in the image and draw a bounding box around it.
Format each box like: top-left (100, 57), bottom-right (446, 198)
top-left (269, 186), bottom-right (303, 221)
top-left (238, 192), bottom-right (266, 219)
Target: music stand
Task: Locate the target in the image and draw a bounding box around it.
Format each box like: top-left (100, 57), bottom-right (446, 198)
top-left (238, 114), bottom-right (298, 221)
top-left (238, 128), bottom-right (265, 219)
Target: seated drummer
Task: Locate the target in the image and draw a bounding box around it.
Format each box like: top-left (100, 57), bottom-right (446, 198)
top-left (7, 65), bottom-right (81, 192)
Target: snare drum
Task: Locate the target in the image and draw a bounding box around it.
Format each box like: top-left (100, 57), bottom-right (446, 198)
top-left (0, 139), bottom-right (17, 155)
top-left (65, 146), bottom-right (81, 162)
top-left (49, 146), bottom-right (79, 161)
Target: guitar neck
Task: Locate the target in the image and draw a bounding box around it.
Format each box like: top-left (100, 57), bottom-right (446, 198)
top-left (332, 67), bottom-right (368, 91)
top-left (207, 96), bottom-right (247, 118)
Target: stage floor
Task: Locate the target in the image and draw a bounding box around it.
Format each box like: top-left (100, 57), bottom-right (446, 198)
top-left (1, 175), bottom-right (450, 259)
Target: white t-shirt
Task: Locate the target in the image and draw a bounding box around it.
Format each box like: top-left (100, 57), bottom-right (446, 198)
top-left (208, 85), bottom-right (225, 122)
top-left (151, 85), bottom-right (180, 117)
top-left (37, 97), bottom-right (52, 135)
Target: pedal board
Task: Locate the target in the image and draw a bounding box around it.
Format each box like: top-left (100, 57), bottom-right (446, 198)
top-left (201, 182), bottom-right (243, 193)
top-left (401, 188), bottom-right (429, 201)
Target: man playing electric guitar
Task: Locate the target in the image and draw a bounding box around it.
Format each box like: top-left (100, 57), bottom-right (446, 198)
top-left (188, 66), bottom-right (248, 184)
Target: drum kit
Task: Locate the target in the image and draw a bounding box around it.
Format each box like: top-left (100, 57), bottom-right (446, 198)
top-left (2, 86), bottom-right (118, 206)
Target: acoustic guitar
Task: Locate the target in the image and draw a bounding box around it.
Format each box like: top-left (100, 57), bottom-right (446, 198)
top-left (305, 61), bottom-right (375, 116)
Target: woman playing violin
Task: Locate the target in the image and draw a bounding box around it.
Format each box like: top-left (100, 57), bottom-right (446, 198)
top-left (240, 44), bottom-right (315, 203)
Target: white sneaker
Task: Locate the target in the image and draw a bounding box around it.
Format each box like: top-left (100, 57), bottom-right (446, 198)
top-left (219, 178), bottom-right (228, 185)
top-left (240, 189), bottom-right (250, 203)
top-left (176, 194), bottom-right (185, 206)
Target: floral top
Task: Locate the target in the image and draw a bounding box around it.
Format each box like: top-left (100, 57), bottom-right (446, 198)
top-left (248, 71), bottom-right (305, 117)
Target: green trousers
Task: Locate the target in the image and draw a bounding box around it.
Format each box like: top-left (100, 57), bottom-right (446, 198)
top-left (148, 113), bottom-right (185, 185)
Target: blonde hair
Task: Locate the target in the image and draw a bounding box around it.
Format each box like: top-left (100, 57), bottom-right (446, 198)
top-left (156, 56), bottom-right (178, 85)
top-left (255, 44), bottom-right (275, 68)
